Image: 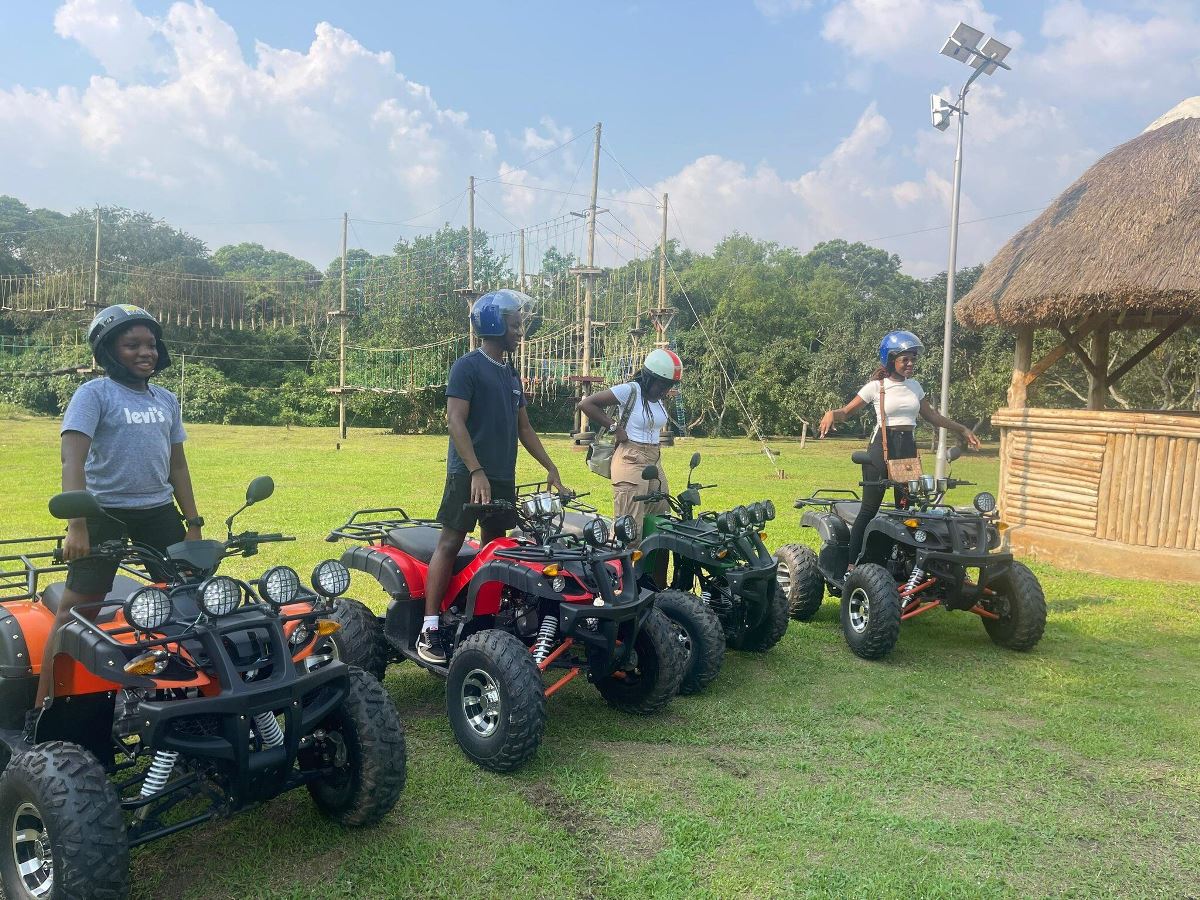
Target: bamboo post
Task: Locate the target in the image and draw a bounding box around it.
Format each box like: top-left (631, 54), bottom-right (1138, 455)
top-left (1008, 327), bottom-right (1032, 408)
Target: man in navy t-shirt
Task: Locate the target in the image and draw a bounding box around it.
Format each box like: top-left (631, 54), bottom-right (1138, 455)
top-left (418, 290), bottom-right (566, 663)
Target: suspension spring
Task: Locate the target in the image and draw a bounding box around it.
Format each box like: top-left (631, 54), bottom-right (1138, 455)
top-left (253, 711), bottom-right (285, 748)
top-left (139, 750), bottom-right (179, 798)
top-left (903, 567), bottom-right (926, 595)
top-left (531, 615), bottom-right (558, 665)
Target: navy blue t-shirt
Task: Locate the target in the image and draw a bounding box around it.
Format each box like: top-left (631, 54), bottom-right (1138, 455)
top-left (445, 349), bottom-right (527, 479)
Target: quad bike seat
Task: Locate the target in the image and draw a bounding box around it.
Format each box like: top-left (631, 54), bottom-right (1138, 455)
top-left (832, 501), bottom-right (862, 525)
top-left (385, 525), bottom-right (478, 573)
top-left (39, 574), bottom-right (144, 624)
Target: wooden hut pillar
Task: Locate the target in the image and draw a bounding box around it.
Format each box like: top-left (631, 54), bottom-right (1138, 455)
top-left (1007, 327), bottom-right (1033, 408)
top-left (1088, 324), bottom-right (1109, 410)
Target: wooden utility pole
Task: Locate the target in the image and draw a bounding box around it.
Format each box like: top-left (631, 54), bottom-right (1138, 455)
top-left (650, 194), bottom-right (677, 444)
top-left (338, 212), bottom-right (348, 439)
top-left (92, 207), bottom-right (100, 309)
top-left (570, 123), bottom-right (605, 440)
top-left (518, 227), bottom-right (526, 383)
top-left (468, 175), bottom-right (476, 348)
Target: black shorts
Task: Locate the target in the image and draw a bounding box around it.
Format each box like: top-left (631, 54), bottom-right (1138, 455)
top-left (436, 473), bottom-right (517, 534)
top-left (65, 503), bottom-right (185, 595)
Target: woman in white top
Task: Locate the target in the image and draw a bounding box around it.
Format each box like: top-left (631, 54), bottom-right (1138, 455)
top-left (818, 330), bottom-right (980, 575)
top-left (577, 348), bottom-right (681, 550)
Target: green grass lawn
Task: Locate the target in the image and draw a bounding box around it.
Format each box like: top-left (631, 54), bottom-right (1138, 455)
top-left (1, 417), bottom-right (1197, 899)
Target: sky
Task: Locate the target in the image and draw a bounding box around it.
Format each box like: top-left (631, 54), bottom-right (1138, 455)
top-left (1, 0), bottom-right (1198, 276)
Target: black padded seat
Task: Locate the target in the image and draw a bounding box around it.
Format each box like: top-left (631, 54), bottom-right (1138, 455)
top-left (385, 525), bottom-right (478, 573)
top-left (832, 501), bottom-right (862, 525)
top-left (40, 574), bottom-right (144, 622)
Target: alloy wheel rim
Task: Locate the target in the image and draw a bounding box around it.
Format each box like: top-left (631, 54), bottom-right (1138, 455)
top-left (776, 561), bottom-right (791, 594)
top-left (12, 801), bottom-right (53, 898)
top-left (460, 668), bottom-right (502, 737)
top-left (847, 587), bottom-right (870, 634)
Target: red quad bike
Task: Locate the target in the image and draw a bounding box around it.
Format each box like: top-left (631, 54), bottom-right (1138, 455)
top-left (774, 447), bottom-right (1047, 659)
top-left (325, 485), bottom-right (686, 772)
top-left (0, 477), bottom-right (406, 900)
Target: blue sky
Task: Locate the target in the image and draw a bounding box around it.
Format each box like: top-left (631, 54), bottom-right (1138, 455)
top-left (2, 1), bottom-right (1198, 274)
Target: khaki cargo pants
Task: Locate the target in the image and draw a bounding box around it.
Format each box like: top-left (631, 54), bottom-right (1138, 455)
top-left (611, 440), bottom-right (669, 545)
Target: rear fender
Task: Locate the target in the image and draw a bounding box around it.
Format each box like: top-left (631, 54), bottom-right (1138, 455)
top-left (802, 511), bottom-right (850, 547)
top-left (340, 545), bottom-right (416, 600)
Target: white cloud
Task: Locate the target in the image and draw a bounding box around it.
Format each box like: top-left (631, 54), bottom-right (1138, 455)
top-left (53, 0), bottom-right (168, 81)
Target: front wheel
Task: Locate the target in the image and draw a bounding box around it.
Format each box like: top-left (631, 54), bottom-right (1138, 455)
top-left (775, 543), bottom-right (825, 621)
top-left (982, 562), bottom-right (1047, 651)
top-left (736, 581), bottom-right (791, 653)
top-left (840, 564), bottom-right (901, 660)
top-left (0, 741), bottom-right (128, 900)
top-left (651, 589), bottom-right (725, 694)
top-left (593, 608), bottom-right (685, 714)
top-left (307, 667), bottom-right (407, 826)
top-left (446, 630), bottom-right (547, 772)
top-left (325, 598), bottom-right (390, 682)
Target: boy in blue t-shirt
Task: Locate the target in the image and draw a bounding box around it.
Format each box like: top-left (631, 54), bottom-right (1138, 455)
top-left (417, 290), bottom-right (566, 664)
top-left (27, 305), bottom-right (203, 740)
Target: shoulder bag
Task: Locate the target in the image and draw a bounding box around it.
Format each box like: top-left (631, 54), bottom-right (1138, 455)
top-left (586, 384), bottom-right (639, 479)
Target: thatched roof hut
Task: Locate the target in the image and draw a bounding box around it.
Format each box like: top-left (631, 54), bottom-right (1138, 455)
top-left (957, 99), bottom-right (1200, 329)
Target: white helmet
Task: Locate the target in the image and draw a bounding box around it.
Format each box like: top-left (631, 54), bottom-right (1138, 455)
top-left (643, 348), bottom-right (682, 382)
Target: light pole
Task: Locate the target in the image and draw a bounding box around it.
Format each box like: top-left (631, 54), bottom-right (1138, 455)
top-left (931, 22), bottom-right (1012, 479)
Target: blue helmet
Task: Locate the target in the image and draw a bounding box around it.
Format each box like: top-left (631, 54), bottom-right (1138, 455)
top-left (878, 330), bottom-right (924, 367)
top-left (470, 289), bottom-right (537, 338)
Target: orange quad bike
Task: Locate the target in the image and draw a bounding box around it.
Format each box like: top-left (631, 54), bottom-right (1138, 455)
top-left (0, 477), bottom-right (406, 900)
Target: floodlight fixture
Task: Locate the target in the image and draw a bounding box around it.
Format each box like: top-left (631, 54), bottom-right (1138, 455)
top-left (930, 94), bottom-right (954, 131)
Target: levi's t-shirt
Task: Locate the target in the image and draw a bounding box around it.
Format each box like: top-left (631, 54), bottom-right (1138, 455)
top-left (445, 349), bottom-right (527, 480)
top-left (60, 378), bottom-right (186, 509)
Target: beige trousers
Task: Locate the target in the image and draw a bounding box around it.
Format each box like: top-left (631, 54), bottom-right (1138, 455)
top-left (611, 441), bottom-right (669, 543)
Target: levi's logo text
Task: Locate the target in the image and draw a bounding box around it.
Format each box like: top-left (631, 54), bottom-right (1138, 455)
top-left (123, 405), bottom-right (167, 424)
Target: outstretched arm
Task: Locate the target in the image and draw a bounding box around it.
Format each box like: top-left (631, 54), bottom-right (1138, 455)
top-left (518, 407), bottom-right (567, 494)
top-left (919, 398), bottom-right (981, 450)
top-left (61, 431), bottom-right (92, 560)
top-left (819, 395), bottom-right (867, 438)
top-left (447, 397), bottom-right (492, 504)
top-left (168, 443), bottom-right (202, 540)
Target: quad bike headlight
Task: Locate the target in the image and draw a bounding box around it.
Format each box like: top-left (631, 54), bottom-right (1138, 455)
top-left (613, 514), bottom-right (638, 545)
top-left (551, 575), bottom-right (568, 592)
top-left (734, 506), bottom-right (751, 529)
top-left (973, 492), bottom-right (997, 514)
top-left (763, 500), bottom-right (776, 521)
top-left (261, 565), bottom-right (301, 606)
top-left (199, 576), bottom-right (243, 617)
top-left (716, 512), bottom-right (732, 534)
top-left (312, 560), bottom-right (351, 598)
top-left (584, 517), bottom-right (610, 548)
top-left (913, 529), bottom-right (929, 544)
top-left (520, 491), bottom-right (562, 519)
top-left (124, 587), bottom-right (172, 631)
top-left (749, 502), bottom-right (766, 525)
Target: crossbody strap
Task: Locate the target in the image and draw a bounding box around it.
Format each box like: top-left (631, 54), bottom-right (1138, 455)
top-left (615, 383), bottom-right (638, 431)
top-left (879, 378), bottom-right (890, 462)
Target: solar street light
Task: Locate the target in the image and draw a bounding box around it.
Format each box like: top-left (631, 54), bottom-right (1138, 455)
top-left (931, 22), bottom-right (1012, 480)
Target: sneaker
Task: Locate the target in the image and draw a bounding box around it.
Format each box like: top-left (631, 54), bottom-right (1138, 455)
top-left (416, 629), bottom-right (447, 665)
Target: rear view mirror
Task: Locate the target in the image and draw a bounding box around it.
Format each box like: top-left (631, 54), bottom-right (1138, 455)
top-left (48, 490), bottom-right (105, 521)
top-left (640, 465), bottom-right (659, 481)
top-left (245, 476), bottom-right (275, 505)
top-left (947, 446), bottom-right (963, 462)
top-left (689, 452), bottom-right (701, 469)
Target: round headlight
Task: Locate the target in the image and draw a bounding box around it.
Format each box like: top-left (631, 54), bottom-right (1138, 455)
top-left (584, 517), bottom-right (610, 548)
top-left (763, 500), bottom-right (776, 521)
top-left (613, 514), bottom-right (638, 545)
top-left (716, 512), bottom-right (731, 534)
top-left (750, 502), bottom-right (766, 525)
top-left (913, 529), bottom-right (929, 544)
top-left (973, 492), bottom-right (997, 514)
top-left (261, 566), bottom-right (300, 606)
top-left (199, 576), bottom-right (243, 617)
top-left (312, 560), bottom-right (351, 597)
top-left (125, 587), bottom-right (172, 631)
top-left (551, 575), bottom-right (567, 592)
top-left (734, 506), bottom-right (751, 528)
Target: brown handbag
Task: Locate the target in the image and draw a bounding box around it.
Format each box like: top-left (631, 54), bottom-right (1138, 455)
top-left (878, 378), bottom-right (923, 483)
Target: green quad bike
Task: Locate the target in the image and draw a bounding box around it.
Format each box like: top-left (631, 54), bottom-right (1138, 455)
top-left (556, 453), bottom-right (789, 694)
top-left (774, 446), bottom-right (1047, 659)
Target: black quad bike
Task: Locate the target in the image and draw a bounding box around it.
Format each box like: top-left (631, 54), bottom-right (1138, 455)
top-left (0, 477), bottom-right (406, 900)
top-left (325, 484), bottom-right (685, 772)
top-left (775, 448), bottom-right (1046, 659)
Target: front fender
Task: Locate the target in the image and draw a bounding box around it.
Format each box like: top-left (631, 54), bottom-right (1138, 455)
top-left (802, 511), bottom-right (850, 546)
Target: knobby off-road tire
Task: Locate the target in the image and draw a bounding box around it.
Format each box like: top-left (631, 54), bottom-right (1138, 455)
top-left (308, 667), bottom-right (407, 826)
top-left (594, 608), bottom-right (685, 714)
top-left (840, 564), bottom-right (901, 660)
top-left (983, 562), bottom-right (1047, 652)
top-left (0, 741), bottom-right (128, 900)
top-left (327, 597), bottom-right (390, 682)
top-left (775, 543), bottom-right (825, 621)
top-left (652, 589), bottom-right (725, 694)
top-left (446, 630), bottom-right (547, 772)
top-left (737, 582), bottom-right (791, 653)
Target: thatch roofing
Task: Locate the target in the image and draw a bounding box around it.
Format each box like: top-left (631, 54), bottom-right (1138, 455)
top-left (957, 100), bottom-right (1200, 329)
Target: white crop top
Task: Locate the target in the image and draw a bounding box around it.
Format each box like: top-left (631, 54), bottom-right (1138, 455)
top-left (856, 377), bottom-right (925, 430)
top-left (609, 382), bottom-right (668, 444)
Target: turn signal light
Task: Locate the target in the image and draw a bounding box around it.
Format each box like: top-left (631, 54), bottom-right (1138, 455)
top-left (315, 620), bottom-right (341, 637)
top-left (759, 531), bottom-right (767, 540)
top-left (124, 649), bottom-right (169, 676)
top-left (904, 518), bottom-right (920, 528)
top-left (631, 551), bottom-right (643, 562)
top-left (715, 549), bottom-right (729, 559)
top-left (542, 564), bottom-right (561, 577)
top-left (997, 521), bottom-right (1010, 531)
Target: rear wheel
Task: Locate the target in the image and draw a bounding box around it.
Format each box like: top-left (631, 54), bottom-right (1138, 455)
top-left (982, 562), bottom-right (1047, 651)
top-left (0, 741), bottom-right (128, 900)
top-left (446, 630), bottom-right (547, 772)
top-left (326, 598), bottom-right (389, 681)
top-left (840, 564), bottom-right (901, 660)
top-left (307, 667), bottom-right (407, 827)
top-left (775, 543), bottom-right (825, 621)
top-left (593, 608), bottom-right (685, 714)
top-left (651, 589), bottom-right (725, 694)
